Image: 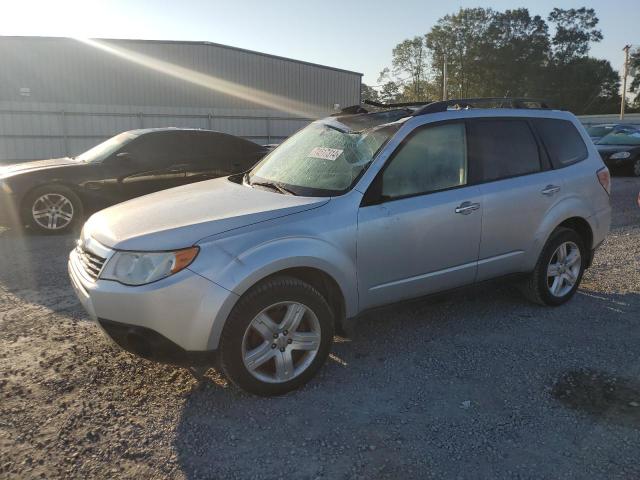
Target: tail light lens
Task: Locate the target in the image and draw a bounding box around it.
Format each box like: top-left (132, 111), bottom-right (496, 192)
top-left (597, 167), bottom-right (611, 195)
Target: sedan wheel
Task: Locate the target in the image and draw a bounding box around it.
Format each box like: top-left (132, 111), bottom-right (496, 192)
top-left (633, 158), bottom-right (640, 177)
top-left (31, 193), bottom-right (74, 231)
top-left (242, 301), bottom-right (321, 383)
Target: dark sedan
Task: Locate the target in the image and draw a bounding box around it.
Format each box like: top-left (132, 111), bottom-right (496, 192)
top-left (595, 129), bottom-right (640, 177)
top-left (587, 123), bottom-right (639, 143)
top-left (0, 128), bottom-right (269, 233)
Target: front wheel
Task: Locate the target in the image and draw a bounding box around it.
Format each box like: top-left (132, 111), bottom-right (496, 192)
top-left (219, 276), bottom-right (334, 396)
top-left (520, 228), bottom-right (586, 306)
top-left (23, 185), bottom-right (83, 234)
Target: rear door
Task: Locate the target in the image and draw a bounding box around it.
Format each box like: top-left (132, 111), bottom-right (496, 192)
top-left (116, 131), bottom-right (189, 199)
top-left (184, 132), bottom-right (267, 182)
top-left (469, 118), bottom-right (564, 281)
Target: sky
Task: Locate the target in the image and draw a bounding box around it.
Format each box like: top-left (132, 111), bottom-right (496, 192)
top-left (0, 0), bottom-right (638, 86)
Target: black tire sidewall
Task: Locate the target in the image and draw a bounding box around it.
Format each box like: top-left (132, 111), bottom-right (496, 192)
top-left (23, 185), bottom-right (83, 234)
top-left (219, 276), bottom-right (334, 396)
top-left (536, 229), bottom-right (586, 306)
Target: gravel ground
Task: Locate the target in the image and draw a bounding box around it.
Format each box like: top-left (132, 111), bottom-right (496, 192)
top-left (1, 177), bottom-right (639, 479)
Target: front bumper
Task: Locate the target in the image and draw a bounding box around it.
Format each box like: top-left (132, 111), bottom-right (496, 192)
top-left (0, 189), bottom-right (21, 227)
top-left (68, 247), bottom-right (239, 357)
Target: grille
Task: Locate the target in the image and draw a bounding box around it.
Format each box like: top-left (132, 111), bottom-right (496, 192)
top-left (76, 245), bottom-right (106, 280)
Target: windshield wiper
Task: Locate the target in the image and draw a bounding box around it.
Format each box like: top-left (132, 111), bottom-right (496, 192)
top-left (249, 179), bottom-right (297, 196)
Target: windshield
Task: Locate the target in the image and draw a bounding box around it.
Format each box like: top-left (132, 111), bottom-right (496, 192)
top-left (248, 122), bottom-right (398, 196)
top-left (597, 130), bottom-right (640, 146)
top-left (76, 131), bottom-right (139, 163)
top-left (587, 125), bottom-right (614, 137)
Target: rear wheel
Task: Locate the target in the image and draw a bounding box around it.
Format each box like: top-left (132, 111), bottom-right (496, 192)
top-left (521, 228), bottom-right (586, 306)
top-left (219, 276), bottom-right (334, 396)
top-left (23, 185), bottom-right (83, 234)
top-left (632, 158), bottom-right (640, 177)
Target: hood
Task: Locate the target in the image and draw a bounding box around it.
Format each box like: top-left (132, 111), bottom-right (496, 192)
top-left (0, 157), bottom-right (80, 177)
top-left (83, 177), bottom-right (330, 251)
top-left (595, 144), bottom-right (638, 152)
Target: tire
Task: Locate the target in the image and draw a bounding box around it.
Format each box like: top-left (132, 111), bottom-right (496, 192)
top-left (632, 158), bottom-right (640, 177)
top-left (219, 275), bottom-right (334, 396)
top-left (520, 227), bottom-right (586, 306)
top-left (22, 185), bottom-right (84, 234)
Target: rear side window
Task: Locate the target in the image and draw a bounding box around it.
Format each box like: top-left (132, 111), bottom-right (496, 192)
top-left (533, 119), bottom-right (588, 168)
top-left (127, 132), bottom-right (189, 167)
top-left (467, 119), bottom-right (541, 182)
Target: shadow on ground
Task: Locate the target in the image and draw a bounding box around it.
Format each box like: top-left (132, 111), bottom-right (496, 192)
top-left (171, 287), bottom-right (640, 479)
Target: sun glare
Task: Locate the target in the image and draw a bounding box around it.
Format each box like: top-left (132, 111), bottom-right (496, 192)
top-left (74, 37), bottom-right (328, 119)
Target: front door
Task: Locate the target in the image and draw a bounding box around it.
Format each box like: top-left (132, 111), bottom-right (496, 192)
top-left (357, 121), bottom-right (482, 310)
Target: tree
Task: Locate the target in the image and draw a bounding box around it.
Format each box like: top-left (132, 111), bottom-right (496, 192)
top-left (547, 8), bottom-right (602, 63)
top-left (360, 83), bottom-right (380, 103)
top-left (377, 6), bottom-right (618, 113)
top-left (377, 36), bottom-right (430, 101)
top-left (378, 81), bottom-right (401, 104)
top-left (425, 8), bottom-right (494, 98)
top-left (546, 57), bottom-right (620, 114)
top-left (479, 9), bottom-right (549, 97)
top-left (629, 47), bottom-right (640, 108)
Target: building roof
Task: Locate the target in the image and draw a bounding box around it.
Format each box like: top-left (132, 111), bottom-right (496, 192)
top-left (0, 35), bottom-right (363, 77)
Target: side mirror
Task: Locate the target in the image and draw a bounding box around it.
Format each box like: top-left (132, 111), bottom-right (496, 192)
top-left (361, 174), bottom-right (385, 206)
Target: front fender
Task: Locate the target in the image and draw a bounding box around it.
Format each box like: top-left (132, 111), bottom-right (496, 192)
top-left (190, 236), bottom-right (358, 318)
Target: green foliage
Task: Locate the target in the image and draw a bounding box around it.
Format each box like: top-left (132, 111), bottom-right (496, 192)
top-left (360, 83), bottom-right (380, 103)
top-left (547, 7), bottom-right (603, 63)
top-left (376, 6), bottom-right (620, 114)
top-left (630, 48), bottom-right (640, 108)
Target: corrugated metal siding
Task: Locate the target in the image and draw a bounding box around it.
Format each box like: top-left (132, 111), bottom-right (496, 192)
top-left (0, 36), bottom-right (361, 162)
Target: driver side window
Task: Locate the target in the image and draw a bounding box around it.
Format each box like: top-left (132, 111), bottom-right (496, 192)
top-left (382, 122), bottom-right (467, 199)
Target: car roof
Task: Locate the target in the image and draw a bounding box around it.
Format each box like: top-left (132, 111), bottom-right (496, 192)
top-left (125, 127), bottom-right (237, 136)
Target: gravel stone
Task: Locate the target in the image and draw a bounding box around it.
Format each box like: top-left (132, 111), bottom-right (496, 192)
top-left (0, 176), bottom-right (639, 479)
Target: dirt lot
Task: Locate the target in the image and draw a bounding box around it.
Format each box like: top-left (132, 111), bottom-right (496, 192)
top-left (1, 177), bottom-right (639, 479)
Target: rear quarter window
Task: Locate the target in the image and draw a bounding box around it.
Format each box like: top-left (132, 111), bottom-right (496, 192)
top-left (533, 119), bottom-right (588, 168)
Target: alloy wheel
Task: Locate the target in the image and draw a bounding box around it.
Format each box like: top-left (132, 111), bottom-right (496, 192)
top-left (31, 193), bottom-right (74, 230)
top-left (546, 241), bottom-right (581, 297)
top-left (242, 301), bottom-right (321, 383)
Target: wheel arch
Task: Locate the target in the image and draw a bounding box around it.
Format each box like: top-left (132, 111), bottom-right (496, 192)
top-left (530, 213), bottom-right (595, 272)
top-left (19, 181), bottom-right (85, 216)
top-left (195, 236), bottom-right (358, 349)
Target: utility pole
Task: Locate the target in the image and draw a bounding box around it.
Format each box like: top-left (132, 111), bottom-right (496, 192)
top-left (442, 53), bottom-right (448, 101)
top-left (621, 44), bottom-right (631, 120)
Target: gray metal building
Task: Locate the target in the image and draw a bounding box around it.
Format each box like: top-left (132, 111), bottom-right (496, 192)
top-left (0, 36), bottom-right (361, 162)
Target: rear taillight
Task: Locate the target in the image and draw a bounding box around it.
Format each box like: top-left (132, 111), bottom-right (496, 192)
top-left (597, 167), bottom-right (611, 195)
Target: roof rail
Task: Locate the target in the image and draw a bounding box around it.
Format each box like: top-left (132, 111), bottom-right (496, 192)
top-left (364, 99), bottom-right (433, 109)
top-left (412, 97), bottom-right (552, 116)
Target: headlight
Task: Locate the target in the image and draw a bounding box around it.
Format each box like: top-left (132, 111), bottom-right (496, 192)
top-left (100, 247), bottom-right (199, 285)
top-left (610, 151), bottom-right (631, 159)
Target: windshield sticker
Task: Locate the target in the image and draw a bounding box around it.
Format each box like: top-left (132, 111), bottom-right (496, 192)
top-left (308, 147), bottom-right (343, 161)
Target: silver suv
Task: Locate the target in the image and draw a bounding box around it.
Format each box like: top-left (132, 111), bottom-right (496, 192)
top-left (69, 98), bottom-right (612, 395)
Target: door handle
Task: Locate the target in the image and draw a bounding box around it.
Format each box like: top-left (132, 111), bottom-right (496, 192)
top-left (541, 184), bottom-right (561, 196)
top-left (455, 201), bottom-right (480, 215)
